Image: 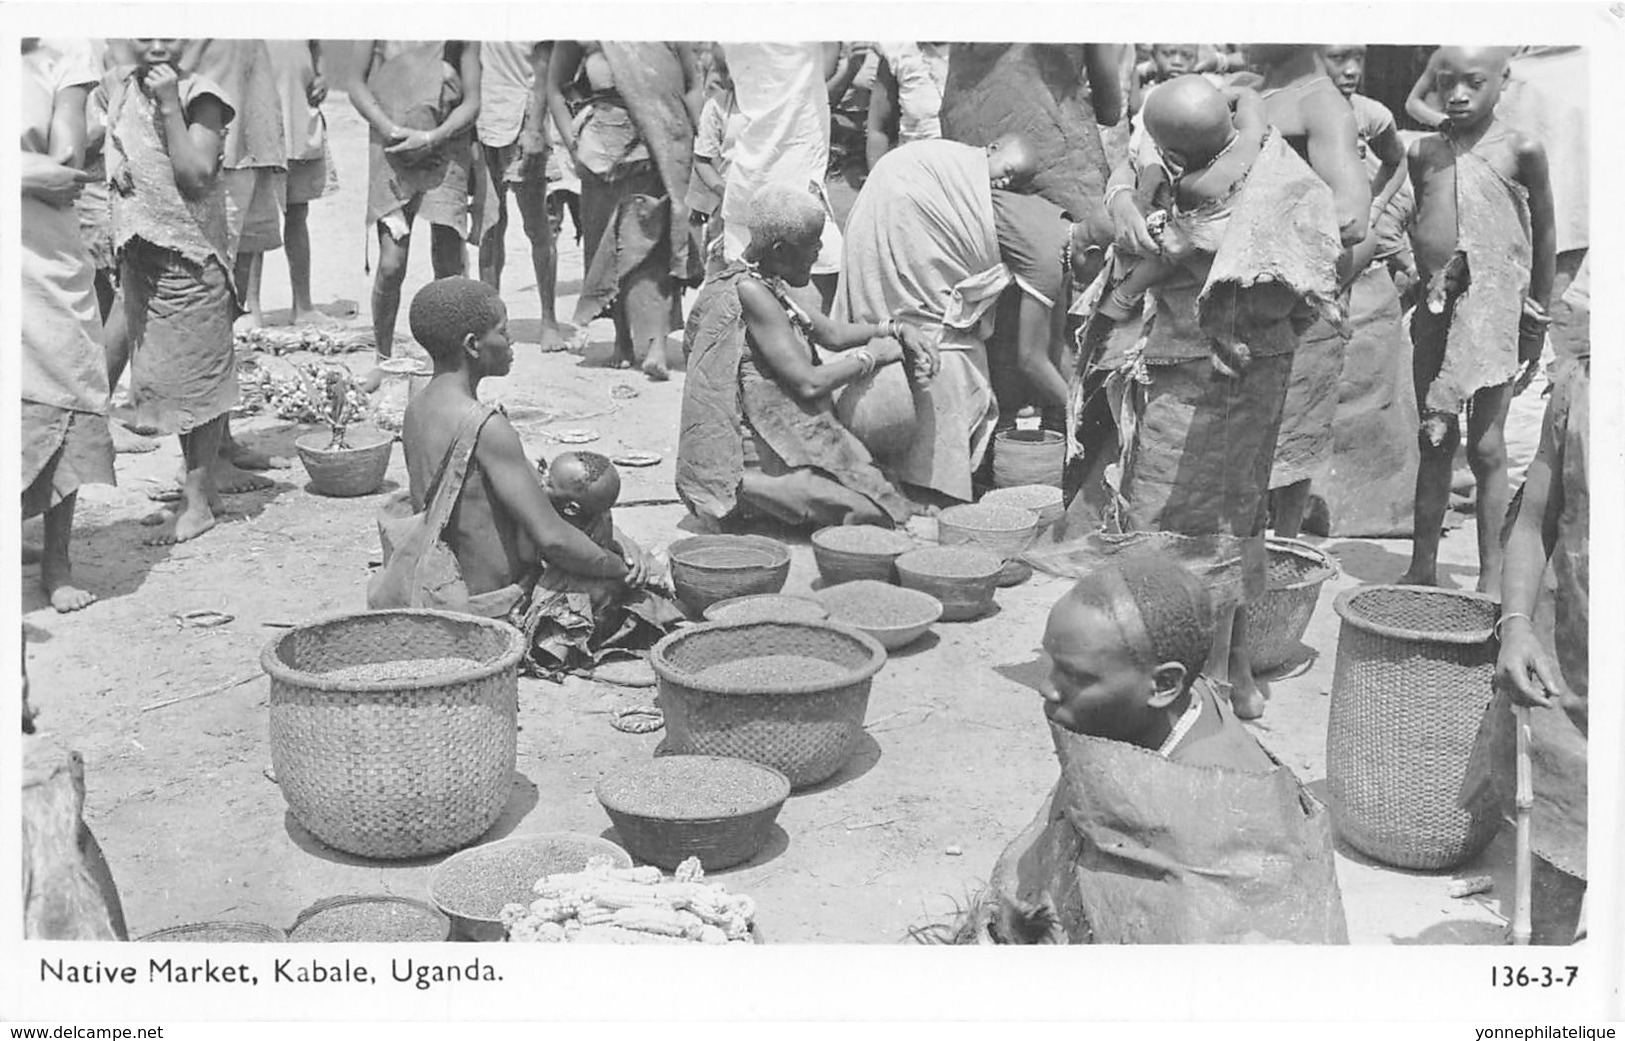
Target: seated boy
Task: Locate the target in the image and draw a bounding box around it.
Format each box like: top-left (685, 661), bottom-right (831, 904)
top-left (1097, 75), bottom-right (1268, 327)
top-left (1401, 47), bottom-right (1555, 594)
top-left (972, 557), bottom-right (1346, 945)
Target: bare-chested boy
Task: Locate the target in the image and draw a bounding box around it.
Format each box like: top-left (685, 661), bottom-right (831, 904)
top-left (1402, 46), bottom-right (1554, 594)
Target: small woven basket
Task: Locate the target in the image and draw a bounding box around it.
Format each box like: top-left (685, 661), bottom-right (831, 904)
top-left (296, 427), bottom-right (394, 497)
top-left (139, 921), bottom-right (286, 942)
top-left (812, 579), bottom-right (942, 650)
top-left (895, 546), bottom-right (1002, 621)
top-left (703, 594), bottom-right (829, 624)
top-left (651, 620), bottom-right (886, 789)
top-left (289, 895), bottom-right (451, 943)
top-left (981, 484), bottom-right (1064, 532)
top-left (810, 525), bottom-right (915, 586)
top-left (263, 609), bottom-right (525, 861)
top-left (1327, 585), bottom-right (1501, 871)
top-left (936, 503), bottom-right (1039, 563)
top-left (1245, 537), bottom-right (1340, 674)
top-left (992, 428), bottom-right (1065, 489)
top-left (597, 756), bottom-right (791, 871)
top-left (668, 535), bottom-right (792, 614)
top-left (429, 833), bottom-right (633, 942)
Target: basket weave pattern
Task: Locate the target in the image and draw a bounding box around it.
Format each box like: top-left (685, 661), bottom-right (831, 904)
top-left (652, 621), bottom-right (884, 789)
top-left (1327, 586), bottom-right (1500, 871)
top-left (668, 535), bottom-right (792, 613)
top-left (1245, 538), bottom-right (1338, 674)
top-left (992, 429), bottom-right (1065, 488)
top-left (598, 757), bottom-right (790, 872)
top-left (896, 547), bottom-right (1001, 621)
top-left (139, 921), bottom-right (286, 942)
top-left (810, 526), bottom-right (913, 585)
top-left (296, 428), bottom-right (393, 498)
top-left (264, 610), bottom-right (524, 860)
top-left (981, 485), bottom-right (1064, 530)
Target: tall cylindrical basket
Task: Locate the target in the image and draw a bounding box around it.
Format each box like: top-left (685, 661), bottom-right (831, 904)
top-left (1326, 585), bottom-right (1500, 871)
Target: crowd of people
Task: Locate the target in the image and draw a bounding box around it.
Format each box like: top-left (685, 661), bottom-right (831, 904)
top-left (21, 39), bottom-right (1589, 945)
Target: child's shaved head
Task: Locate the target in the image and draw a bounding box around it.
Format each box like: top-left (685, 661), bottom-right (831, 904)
top-left (542, 450), bottom-right (621, 518)
top-left (1062, 557), bottom-right (1215, 683)
top-left (409, 277), bottom-right (506, 362)
top-left (746, 182), bottom-right (827, 255)
top-left (1143, 74), bottom-right (1236, 172)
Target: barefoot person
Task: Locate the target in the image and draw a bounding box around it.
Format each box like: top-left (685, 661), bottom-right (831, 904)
top-left (377, 278), bottom-right (669, 679)
top-left (349, 40), bottom-right (483, 374)
top-left (266, 39), bottom-right (334, 327)
top-left (106, 38), bottom-right (237, 547)
top-left (549, 41), bottom-right (703, 380)
top-left (971, 559), bottom-right (1345, 945)
top-left (1401, 47), bottom-right (1555, 594)
top-left (476, 41), bottom-right (564, 352)
top-left (677, 183), bottom-right (934, 531)
top-left (21, 38), bottom-right (115, 611)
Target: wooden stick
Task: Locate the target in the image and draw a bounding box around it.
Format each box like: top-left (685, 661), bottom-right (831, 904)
top-left (1511, 703), bottom-right (1534, 946)
top-left (140, 673), bottom-right (260, 713)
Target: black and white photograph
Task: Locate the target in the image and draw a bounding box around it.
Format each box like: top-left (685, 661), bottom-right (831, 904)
top-left (5, 2), bottom-right (1619, 1032)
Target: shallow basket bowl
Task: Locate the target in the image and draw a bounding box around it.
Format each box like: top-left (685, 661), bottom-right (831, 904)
top-left (138, 921), bottom-right (286, 942)
top-left (895, 545), bottom-right (1003, 622)
top-left (288, 895), bottom-right (451, 943)
top-left (295, 426), bottom-right (393, 498)
top-left (810, 525), bottom-right (916, 586)
top-left (703, 594), bottom-right (830, 624)
top-left (651, 620), bottom-right (887, 789)
top-left (596, 755), bottom-right (792, 872)
top-left (1244, 537), bottom-right (1340, 674)
top-left (263, 609), bottom-right (524, 861)
top-left (811, 579), bottom-right (943, 650)
top-left (936, 503), bottom-right (1040, 562)
top-left (429, 833), bottom-right (633, 942)
top-left (667, 535), bottom-right (792, 614)
top-left (981, 484), bottom-right (1064, 531)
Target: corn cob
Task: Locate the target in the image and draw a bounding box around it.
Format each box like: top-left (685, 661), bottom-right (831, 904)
top-left (570, 924), bottom-right (689, 945)
top-left (526, 897), bottom-right (574, 923)
top-left (610, 905), bottom-right (692, 938)
top-left (582, 881), bottom-right (665, 909)
top-left (576, 906), bottom-right (617, 927)
top-left (697, 924), bottom-right (729, 945)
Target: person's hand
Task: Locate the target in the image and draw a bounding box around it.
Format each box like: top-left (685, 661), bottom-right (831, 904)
top-left (621, 544), bottom-right (655, 590)
top-left (22, 160), bottom-right (96, 208)
top-left (988, 892), bottom-right (1065, 945)
top-left (895, 323), bottom-right (939, 383)
top-left (1495, 620), bottom-right (1562, 709)
top-left (866, 335), bottom-right (904, 369)
top-left (307, 73), bottom-right (329, 108)
top-left (384, 128), bottom-right (437, 160)
top-left (1518, 298), bottom-right (1550, 366)
top-left (519, 123), bottom-right (549, 162)
top-left (141, 62), bottom-right (182, 112)
top-left (1108, 189), bottom-right (1159, 256)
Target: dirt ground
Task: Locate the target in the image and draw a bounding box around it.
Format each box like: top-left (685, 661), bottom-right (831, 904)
top-left (22, 96), bottom-right (1527, 945)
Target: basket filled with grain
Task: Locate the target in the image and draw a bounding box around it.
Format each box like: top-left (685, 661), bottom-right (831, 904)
top-left (289, 895), bottom-right (450, 943)
top-left (651, 619), bottom-right (887, 789)
top-left (1327, 585), bottom-right (1501, 871)
top-left (980, 484), bottom-right (1064, 533)
top-left (992, 428), bottom-right (1065, 489)
top-left (429, 833), bottom-right (633, 942)
top-left (666, 535), bottom-right (792, 615)
top-left (703, 594), bottom-right (829, 624)
top-left (811, 579), bottom-right (942, 651)
top-left (810, 525), bottom-right (915, 586)
top-left (263, 609), bottom-right (525, 861)
top-left (139, 921), bottom-right (286, 942)
top-left (1244, 537), bottom-right (1340, 675)
top-left (596, 756), bottom-right (791, 871)
top-left (895, 545), bottom-right (1003, 622)
top-left (936, 502), bottom-right (1040, 562)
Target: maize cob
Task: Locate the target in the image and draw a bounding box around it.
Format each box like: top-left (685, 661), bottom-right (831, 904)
top-left (576, 906), bottom-right (617, 927)
top-left (570, 924), bottom-right (689, 945)
top-left (608, 865), bottom-right (663, 885)
top-left (527, 897), bottom-right (575, 923)
top-left (534, 921), bottom-right (566, 943)
top-left (611, 905), bottom-right (692, 938)
top-left (674, 857), bottom-right (706, 884)
top-left (582, 881), bottom-right (664, 909)
top-left (697, 924), bottom-right (728, 945)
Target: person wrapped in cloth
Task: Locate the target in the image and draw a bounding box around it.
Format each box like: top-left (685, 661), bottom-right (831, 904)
top-left (966, 558), bottom-right (1347, 945)
top-left (372, 278), bottom-right (681, 681)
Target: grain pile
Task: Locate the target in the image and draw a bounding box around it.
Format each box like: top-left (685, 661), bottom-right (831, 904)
top-left (897, 546), bottom-right (1003, 578)
top-left (941, 502), bottom-right (1037, 532)
top-left (707, 595), bottom-right (828, 624)
top-left (815, 581), bottom-right (938, 629)
top-left (318, 657), bottom-right (483, 683)
top-left (694, 655), bottom-right (849, 688)
top-left (680, 546), bottom-right (779, 569)
top-left (290, 899), bottom-right (448, 942)
top-left (597, 758), bottom-right (785, 820)
top-left (814, 526), bottom-right (914, 555)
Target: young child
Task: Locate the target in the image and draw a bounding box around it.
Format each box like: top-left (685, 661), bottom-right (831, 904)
top-left (105, 38), bottom-right (237, 546)
top-left (266, 40), bottom-right (334, 327)
top-left (537, 451), bottom-right (638, 562)
top-left (1097, 75), bottom-right (1268, 332)
top-left (1401, 47), bottom-right (1555, 594)
top-left (1321, 43), bottom-right (1417, 296)
top-left (984, 132), bottom-right (1038, 191)
top-left (687, 47), bottom-right (741, 276)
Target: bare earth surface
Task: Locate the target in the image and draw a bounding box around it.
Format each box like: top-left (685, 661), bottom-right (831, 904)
top-left (22, 97), bottom-right (1523, 945)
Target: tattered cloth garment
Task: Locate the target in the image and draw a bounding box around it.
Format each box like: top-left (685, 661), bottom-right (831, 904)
top-left (1418, 133), bottom-right (1533, 415)
top-left (363, 42), bottom-right (483, 242)
top-left (677, 263), bottom-right (910, 526)
top-left (975, 700), bottom-right (1348, 944)
top-left (22, 741), bottom-right (128, 941)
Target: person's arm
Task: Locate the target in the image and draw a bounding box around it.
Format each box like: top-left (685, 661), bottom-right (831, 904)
top-left (347, 42), bottom-right (400, 139)
top-left (865, 57), bottom-right (898, 172)
top-left (305, 41), bottom-right (328, 107)
top-left (1518, 136), bottom-right (1556, 310)
top-left (1106, 159), bottom-right (1160, 255)
top-left (475, 415), bottom-right (630, 582)
top-left (48, 84), bottom-right (91, 168)
top-left (1084, 44), bottom-right (1125, 127)
top-left (1404, 54), bottom-right (1447, 129)
top-left (144, 68), bottom-right (226, 199)
top-left (1366, 121), bottom-right (1407, 216)
top-left (739, 277), bottom-right (904, 401)
top-left (547, 41), bottom-right (584, 162)
top-left (1225, 85), bottom-right (1267, 140)
top-left (799, 303), bottom-right (940, 383)
top-left (1012, 294), bottom-right (1070, 410)
top-left (519, 42), bottom-right (551, 161)
top-left (1494, 397), bottom-right (1566, 707)
top-left (826, 42), bottom-right (863, 105)
top-left (1305, 91), bottom-right (1371, 246)
top-left (674, 42), bottom-right (704, 128)
top-left (20, 152), bottom-right (96, 208)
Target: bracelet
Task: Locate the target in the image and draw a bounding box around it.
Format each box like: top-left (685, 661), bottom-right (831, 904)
top-left (1103, 183), bottom-right (1131, 210)
top-left (852, 348), bottom-right (876, 377)
top-left (1494, 611), bottom-right (1533, 638)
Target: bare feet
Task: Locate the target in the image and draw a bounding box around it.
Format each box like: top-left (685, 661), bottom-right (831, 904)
top-left (212, 463), bottom-right (275, 495)
top-left (233, 313), bottom-right (264, 337)
top-left (291, 309), bottom-right (341, 329)
top-left (41, 557), bottom-right (97, 613)
top-left (1397, 569), bottom-right (1438, 587)
top-left (223, 441), bottom-right (282, 472)
top-left (641, 355), bottom-right (670, 382)
top-left (147, 485), bottom-right (183, 504)
top-left (538, 323), bottom-right (568, 353)
top-left (112, 424), bottom-right (157, 454)
top-left (142, 500), bottom-right (216, 546)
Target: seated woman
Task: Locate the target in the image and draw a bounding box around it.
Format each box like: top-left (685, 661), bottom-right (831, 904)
top-left (676, 183), bottom-right (938, 531)
top-left (382, 277), bottom-right (677, 680)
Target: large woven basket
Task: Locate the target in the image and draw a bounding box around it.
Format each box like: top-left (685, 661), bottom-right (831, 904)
top-left (264, 609), bottom-right (525, 860)
top-left (667, 535), bottom-right (792, 614)
top-left (1327, 585), bottom-right (1500, 871)
top-left (992, 428), bottom-right (1065, 489)
top-left (651, 620), bottom-right (886, 789)
top-left (596, 756), bottom-right (791, 872)
top-left (1245, 537), bottom-right (1340, 674)
top-left (296, 427), bottom-right (394, 498)
top-left (139, 921), bottom-right (285, 942)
